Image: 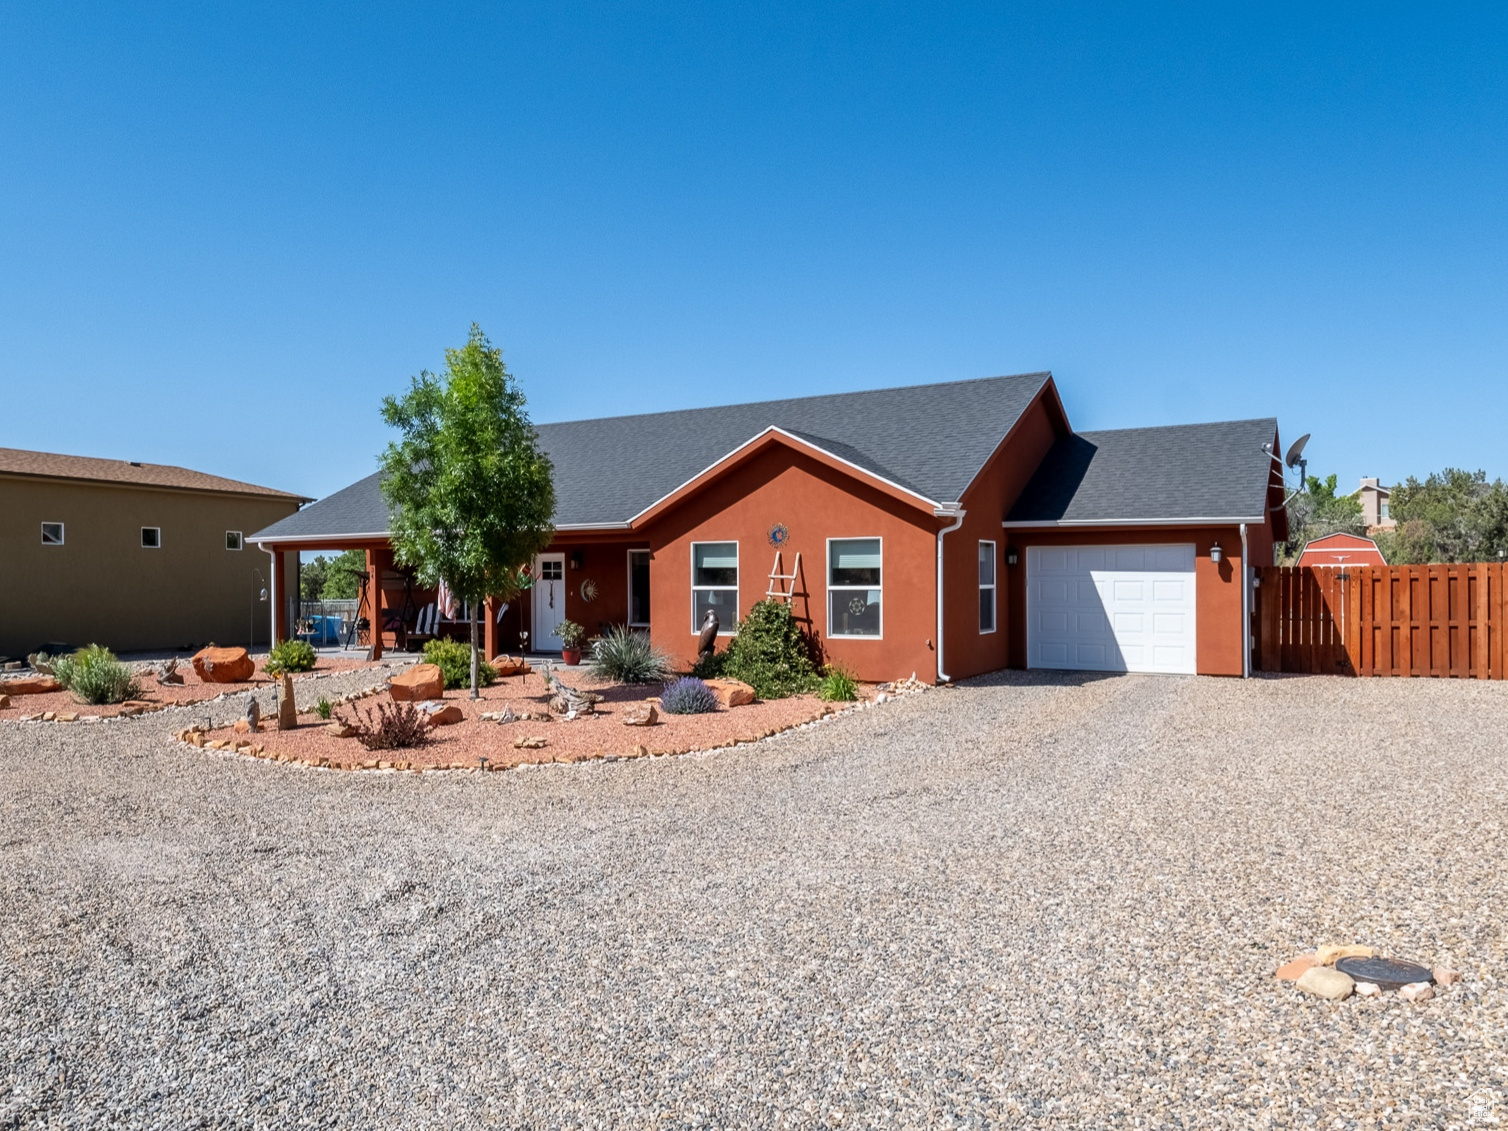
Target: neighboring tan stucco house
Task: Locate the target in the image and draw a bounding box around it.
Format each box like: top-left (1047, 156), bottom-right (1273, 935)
top-left (0, 449), bottom-right (304, 658)
top-left (251, 373), bottom-right (1288, 681)
top-left (1355, 476), bottom-right (1396, 532)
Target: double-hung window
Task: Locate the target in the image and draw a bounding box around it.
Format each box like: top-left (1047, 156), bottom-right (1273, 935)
top-left (828, 538), bottom-right (881, 637)
top-left (978, 540), bottom-right (997, 633)
top-left (691, 542), bottom-right (738, 633)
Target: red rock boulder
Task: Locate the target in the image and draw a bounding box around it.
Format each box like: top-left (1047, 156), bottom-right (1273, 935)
top-left (5, 676), bottom-right (64, 695)
top-left (389, 663), bottom-right (445, 702)
top-left (490, 655), bottom-right (532, 677)
top-left (192, 646), bottom-right (255, 683)
top-left (704, 678), bottom-right (756, 708)
top-left (424, 703), bottom-right (465, 727)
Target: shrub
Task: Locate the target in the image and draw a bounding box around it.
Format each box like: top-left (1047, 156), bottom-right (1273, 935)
top-left (659, 676), bottom-right (719, 715)
top-left (264, 639), bottom-right (317, 677)
top-left (817, 662), bottom-right (860, 702)
top-left (589, 625), bottom-right (673, 684)
top-left (721, 600), bottom-right (818, 699)
top-left (556, 619), bottom-right (588, 649)
top-left (53, 645), bottom-right (141, 705)
top-left (314, 696), bottom-right (333, 720)
top-left (345, 701), bottom-right (430, 750)
top-left (690, 650), bottom-right (726, 680)
top-left (423, 637), bottom-right (497, 690)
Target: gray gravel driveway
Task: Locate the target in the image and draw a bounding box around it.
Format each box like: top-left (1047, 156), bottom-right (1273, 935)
top-left (2, 671), bottom-right (1506, 1128)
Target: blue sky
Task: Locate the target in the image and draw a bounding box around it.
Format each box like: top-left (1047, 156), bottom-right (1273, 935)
top-left (2, 4), bottom-right (1504, 501)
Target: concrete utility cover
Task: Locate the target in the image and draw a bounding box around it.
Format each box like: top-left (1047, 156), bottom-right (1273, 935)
top-left (1335, 956), bottom-right (1433, 990)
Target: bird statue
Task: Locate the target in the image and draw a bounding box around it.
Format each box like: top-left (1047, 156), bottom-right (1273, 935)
top-left (697, 609), bottom-right (720, 661)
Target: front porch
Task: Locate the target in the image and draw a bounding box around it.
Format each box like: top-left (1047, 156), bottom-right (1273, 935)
top-left (255, 535), bottom-right (651, 662)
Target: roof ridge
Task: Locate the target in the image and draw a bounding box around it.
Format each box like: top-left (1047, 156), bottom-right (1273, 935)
top-left (532, 371), bottom-right (1053, 431)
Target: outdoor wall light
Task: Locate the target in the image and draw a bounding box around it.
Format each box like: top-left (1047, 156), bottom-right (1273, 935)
top-left (1006, 550), bottom-right (1019, 566)
top-left (1210, 542), bottom-right (1223, 564)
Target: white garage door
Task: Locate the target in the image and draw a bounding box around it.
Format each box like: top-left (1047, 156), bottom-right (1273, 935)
top-left (1026, 544), bottom-right (1197, 674)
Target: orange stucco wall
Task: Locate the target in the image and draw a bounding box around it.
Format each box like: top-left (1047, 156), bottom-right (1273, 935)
top-left (510, 539), bottom-right (648, 651)
top-left (1000, 525), bottom-right (1269, 677)
top-left (641, 445), bottom-right (941, 683)
top-left (942, 391), bottom-right (1068, 680)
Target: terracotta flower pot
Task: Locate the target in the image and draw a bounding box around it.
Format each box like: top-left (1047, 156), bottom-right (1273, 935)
top-left (561, 648), bottom-right (582, 666)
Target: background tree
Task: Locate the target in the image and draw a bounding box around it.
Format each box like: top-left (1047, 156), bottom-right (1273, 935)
top-left (1374, 468), bottom-right (1508, 564)
top-left (1279, 473), bottom-right (1363, 562)
top-left (379, 325), bottom-right (556, 697)
top-left (299, 550), bottom-right (366, 601)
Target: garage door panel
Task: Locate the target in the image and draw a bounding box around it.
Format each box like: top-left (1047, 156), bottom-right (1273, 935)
top-left (1027, 544), bottom-right (1196, 675)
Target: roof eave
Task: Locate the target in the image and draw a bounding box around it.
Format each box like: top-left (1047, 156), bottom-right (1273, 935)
top-left (1002, 516), bottom-right (1267, 528)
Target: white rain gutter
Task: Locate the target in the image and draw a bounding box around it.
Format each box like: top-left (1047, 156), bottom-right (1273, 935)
top-left (265, 546), bottom-right (279, 646)
top-left (934, 505), bottom-right (966, 683)
top-left (1240, 522), bottom-right (1250, 679)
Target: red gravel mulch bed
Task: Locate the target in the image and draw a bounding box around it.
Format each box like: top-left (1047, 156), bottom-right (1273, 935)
top-left (0, 655), bottom-right (387, 722)
top-left (182, 669), bottom-right (858, 771)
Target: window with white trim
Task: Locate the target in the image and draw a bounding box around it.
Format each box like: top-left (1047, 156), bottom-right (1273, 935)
top-left (828, 538), bottom-right (881, 637)
top-left (41, 522), bottom-right (64, 545)
top-left (978, 540), bottom-right (997, 633)
top-left (226, 531), bottom-right (243, 551)
top-left (141, 526), bottom-right (161, 548)
top-left (691, 542), bottom-right (738, 633)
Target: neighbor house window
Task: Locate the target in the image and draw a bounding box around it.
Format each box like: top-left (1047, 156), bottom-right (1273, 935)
top-left (828, 538), bottom-right (881, 637)
top-left (979, 540), bottom-right (997, 633)
top-left (141, 527), bottom-right (161, 549)
top-left (628, 549), bottom-right (651, 627)
top-left (41, 522), bottom-right (64, 545)
top-left (691, 541), bottom-right (738, 633)
top-left (1380, 501), bottom-right (1390, 521)
top-left (226, 531), bottom-right (243, 551)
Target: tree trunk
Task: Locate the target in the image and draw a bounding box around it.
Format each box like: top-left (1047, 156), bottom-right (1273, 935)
top-left (469, 601), bottom-right (480, 700)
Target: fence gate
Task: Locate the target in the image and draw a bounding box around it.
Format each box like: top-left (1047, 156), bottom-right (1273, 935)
top-left (1253, 564), bottom-right (1508, 679)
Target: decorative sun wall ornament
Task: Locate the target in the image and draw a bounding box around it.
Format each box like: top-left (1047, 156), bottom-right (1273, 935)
top-left (579, 579), bottom-right (599, 603)
top-left (767, 523), bottom-right (790, 548)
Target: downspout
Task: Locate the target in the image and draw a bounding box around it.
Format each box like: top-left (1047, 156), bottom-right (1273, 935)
top-left (265, 546), bottom-right (279, 647)
top-left (934, 506), bottom-right (966, 683)
top-left (1239, 522), bottom-right (1250, 679)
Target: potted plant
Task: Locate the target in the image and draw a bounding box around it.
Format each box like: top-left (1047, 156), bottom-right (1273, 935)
top-left (556, 620), bottom-right (587, 665)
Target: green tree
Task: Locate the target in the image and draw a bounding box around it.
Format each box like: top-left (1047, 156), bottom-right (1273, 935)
top-left (299, 550), bottom-right (366, 601)
top-left (1374, 468), bottom-right (1508, 564)
top-left (379, 325), bottom-right (556, 697)
top-left (1280, 473), bottom-right (1363, 562)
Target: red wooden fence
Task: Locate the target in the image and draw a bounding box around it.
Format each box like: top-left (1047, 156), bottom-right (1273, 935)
top-left (1253, 563), bottom-right (1508, 678)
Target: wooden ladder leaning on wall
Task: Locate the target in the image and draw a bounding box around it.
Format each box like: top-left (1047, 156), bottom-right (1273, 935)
top-left (766, 551), bottom-right (802, 604)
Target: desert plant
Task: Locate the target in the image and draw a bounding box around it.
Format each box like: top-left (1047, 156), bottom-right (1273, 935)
top-left (53, 645), bottom-right (141, 705)
top-left (817, 662), bottom-right (860, 702)
top-left (264, 639), bottom-right (317, 676)
top-left (555, 619), bottom-right (588, 650)
top-left (314, 696), bottom-right (333, 720)
top-left (589, 625), bottom-right (672, 684)
top-left (424, 637), bottom-right (497, 690)
top-left (344, 701), bottom-right (431, 750)
top-left (721, 599), bottom-right (818, 699)
top-left (659, 676), bottom-right (719, 715)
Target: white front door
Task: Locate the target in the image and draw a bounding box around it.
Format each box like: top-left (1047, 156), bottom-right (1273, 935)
top-left (1026, 544), bottom-right (1198, 674)
top-left (532, 553), bottom-right (567, 651)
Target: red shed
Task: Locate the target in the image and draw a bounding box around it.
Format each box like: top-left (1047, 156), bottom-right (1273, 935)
top-left (1297, 532), bottom-right (1387, 568)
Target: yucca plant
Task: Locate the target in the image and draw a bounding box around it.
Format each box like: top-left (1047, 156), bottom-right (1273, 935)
top-left (589, 625), bottom-right (673, 684)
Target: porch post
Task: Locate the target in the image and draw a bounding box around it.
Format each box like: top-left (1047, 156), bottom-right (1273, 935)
top-left (367, 546), bottom-right (384, 660)
top-left (483, 597), bottom-right (498, 660)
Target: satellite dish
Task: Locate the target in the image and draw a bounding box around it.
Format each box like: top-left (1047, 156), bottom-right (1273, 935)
top-left (1284, 434), bottom-right (1310, 470)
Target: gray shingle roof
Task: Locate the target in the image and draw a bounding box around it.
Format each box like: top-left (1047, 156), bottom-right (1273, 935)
top-left (251, 373), bottom-right (1053, 542)
top-left (1005, 418), bottom-right (1280, 524)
